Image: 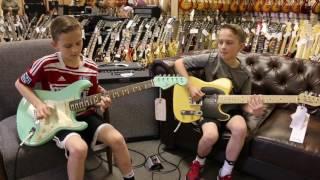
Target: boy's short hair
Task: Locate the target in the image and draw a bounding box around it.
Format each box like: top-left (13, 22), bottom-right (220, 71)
top-left (50, 15), bottom-right (81, 41)
top-left (220, 24), bottom-right (246, 43)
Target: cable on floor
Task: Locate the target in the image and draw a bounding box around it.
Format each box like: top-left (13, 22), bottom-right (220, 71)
top-left (128, 148), bottom-right (148, 168)
top-left (93, 147), bottom-right (147, 169)
top-left (149, 142), bottom-right (192, 180)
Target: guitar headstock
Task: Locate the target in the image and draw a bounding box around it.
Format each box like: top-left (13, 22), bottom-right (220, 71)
top-left (298, 92), bottom-right (320, 107)
top-left (153, 75), bottom-right (187, 90)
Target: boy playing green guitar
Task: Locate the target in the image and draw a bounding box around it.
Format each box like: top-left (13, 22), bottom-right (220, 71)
top-left (15, 15), bottom-right (135, 180)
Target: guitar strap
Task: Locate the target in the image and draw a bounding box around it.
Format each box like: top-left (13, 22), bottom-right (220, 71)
top-left (204, 51), bottom-right (220, 82)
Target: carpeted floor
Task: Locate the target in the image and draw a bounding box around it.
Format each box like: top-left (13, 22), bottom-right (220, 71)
top-left (83, 140), bottom-right (259, 180)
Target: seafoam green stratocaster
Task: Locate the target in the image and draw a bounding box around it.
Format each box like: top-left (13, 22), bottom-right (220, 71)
top-left (17, 76), bottom-right (187, 146)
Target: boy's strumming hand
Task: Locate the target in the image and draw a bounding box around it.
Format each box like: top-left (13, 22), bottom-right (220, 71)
top-left (35, 103), bottom-right (52, 120)
top-left (188, 85), bottom-right (205, 101)
top-left (97, 96), bottom-right (112, 112)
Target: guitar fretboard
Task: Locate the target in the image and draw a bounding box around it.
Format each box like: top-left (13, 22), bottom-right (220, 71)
top-left (217, 95), bottom-right (298, 104)
top-left (69, 80), bottom-right (154, 112)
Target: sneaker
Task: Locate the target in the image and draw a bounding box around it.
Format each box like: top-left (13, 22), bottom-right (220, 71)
top-left (186, 161), bottom-right (202, 180)
top-left (217, 169), bottom-right (232, 180)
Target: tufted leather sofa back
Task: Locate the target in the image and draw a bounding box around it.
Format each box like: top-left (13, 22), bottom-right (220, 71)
top-left (240, 53), bottom-right (320, 114)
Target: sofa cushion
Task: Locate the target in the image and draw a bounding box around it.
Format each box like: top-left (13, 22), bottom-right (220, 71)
top-left (251, 108), bottom-right (320, 179)
top-left (0, 115), bottom-right (66, 179)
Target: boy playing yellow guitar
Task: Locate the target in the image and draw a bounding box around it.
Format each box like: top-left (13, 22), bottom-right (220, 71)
top-left (174, 24), bottom-right (264, 180)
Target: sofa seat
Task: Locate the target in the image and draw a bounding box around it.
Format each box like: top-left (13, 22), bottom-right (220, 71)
top-left (251, 108), bottom-right (320, 179)
top-left (0, 115), bottom-right (66, 179)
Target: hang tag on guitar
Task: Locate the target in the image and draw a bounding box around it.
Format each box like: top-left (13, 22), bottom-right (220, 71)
top-left (155, 98), bottom-right (166, 121)
top-left (290, 105), bottom-right (308, 129)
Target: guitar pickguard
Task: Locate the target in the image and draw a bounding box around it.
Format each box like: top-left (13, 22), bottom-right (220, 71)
top-left (173, 77), bottom-right (232, 123)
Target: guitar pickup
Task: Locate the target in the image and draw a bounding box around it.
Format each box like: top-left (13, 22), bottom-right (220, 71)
top-left (189, 97), bottom-right (203, 105)
top-left (180, 110), bottom-right (203, 116)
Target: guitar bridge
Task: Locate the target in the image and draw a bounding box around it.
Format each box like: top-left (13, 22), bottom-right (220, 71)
top-left (189, 97), bottom-right (203, 105)
top-left (180, 110), bottom-right (203, 116)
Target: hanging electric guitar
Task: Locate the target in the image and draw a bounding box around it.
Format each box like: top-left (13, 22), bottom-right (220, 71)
top-left (17, 76), bottom-right (187, 146)
top-left (173, 76), bottom-right (320, 123)
top-left (210, 0), bottom-right (220, 11)
top-left (239, 0), bottom-right (247, 13)
top-left (312, 0), bottom-right (320, 14)
top-left (230, 0), bottom-right (239, 13)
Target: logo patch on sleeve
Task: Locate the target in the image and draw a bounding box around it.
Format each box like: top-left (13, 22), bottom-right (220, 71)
top-left (21, 73), bottom-right (32, 84)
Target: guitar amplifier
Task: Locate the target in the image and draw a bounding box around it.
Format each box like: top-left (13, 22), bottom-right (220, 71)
top-left (24, 0), bottom-right (46, 17)
top-left (98, 64), bottom-right (159, 141)
top-left (133, 6), bottom-right (161, 18)
top-left (97, 62), bottom-right (150, 80)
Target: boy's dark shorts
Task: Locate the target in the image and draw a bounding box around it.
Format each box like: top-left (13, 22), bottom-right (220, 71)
top-left (198, 109), bottom-right (243, 133)
top-left (55, 112), bottom-right (107, 144)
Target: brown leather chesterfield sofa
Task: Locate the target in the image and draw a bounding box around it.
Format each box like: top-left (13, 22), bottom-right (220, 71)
top-left (150, 51), bottom-right (320, 180)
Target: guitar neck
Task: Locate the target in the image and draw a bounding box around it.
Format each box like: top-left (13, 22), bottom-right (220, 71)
top-left (69, 79), bottom-right (154, 111)
top-left (217, 95), bottom-right (299, 104)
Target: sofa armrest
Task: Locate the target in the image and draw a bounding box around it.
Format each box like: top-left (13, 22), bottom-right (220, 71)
top-left (0, 151), bottom-right (7, 180)
top-left (150, 59), bottom-right (176, 76)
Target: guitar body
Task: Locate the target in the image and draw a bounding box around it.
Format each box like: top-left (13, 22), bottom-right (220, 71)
top-left (281, 0), bottom-right (291, 13)
top-left (292, 0), bottom-right (301, 14)
top-left (312, 0), bottom-right (320, 14)
top-left (17, 80), bottom-right (90, 146)
top-left (239, 0), bottom-right (247, 12)
top-left (221, 0), bottom-right (230, 12)
top-left (230, 0), bottom-right (239, 13)
top-left (254, 0), bottom-right (263, 12)
top-left (197, 0), bottom-right (207, 10)
top-left (247, 0), bottom-right (254, 12)
top-left (173, 77), bottom-right (232, 123)
top-left (179, 0), bottom-right (193, 11)
top-left (271, 0), bottom-right (280, 12)
top-left (210, 0), bottom-right (220, 11)
top-left (262, 0), bottom-right (271, 13)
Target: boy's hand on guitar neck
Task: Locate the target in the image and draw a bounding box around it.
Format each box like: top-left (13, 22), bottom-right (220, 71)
top-left (96, 96), bottom-right (112, 112)
top-left (247, 95), bottom-right (265, 117)
top-left (97, 87), bottom-right (111, 112)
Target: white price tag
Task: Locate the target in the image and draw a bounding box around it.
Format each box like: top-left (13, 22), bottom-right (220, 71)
top-left (41, 27), bottom-right (46, 33)
top-left (0, 26), bottom-right (5, 32)
top-left (212, 32), bottom-right (216, 40)
top-left (190, 28), bottom-right (198, 34)
top-left (115, 33), bottom-right (120, 41)
top-left (155, 98), bottom-right (166, 121)
top-left (82, 29), bottom-right (85, 39)
top-left (290, 105), bottom-right (308, 129)
top-left (126, 20), bottom-right (133, 29)
top-left (202, 29), bottom-right (209, 36)
top-left (98, 35), bottom-right (102, 45)
top-left (289, 113), bottom-right (310, 144)
top-left (190, 9), bottom-right (195, 21)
